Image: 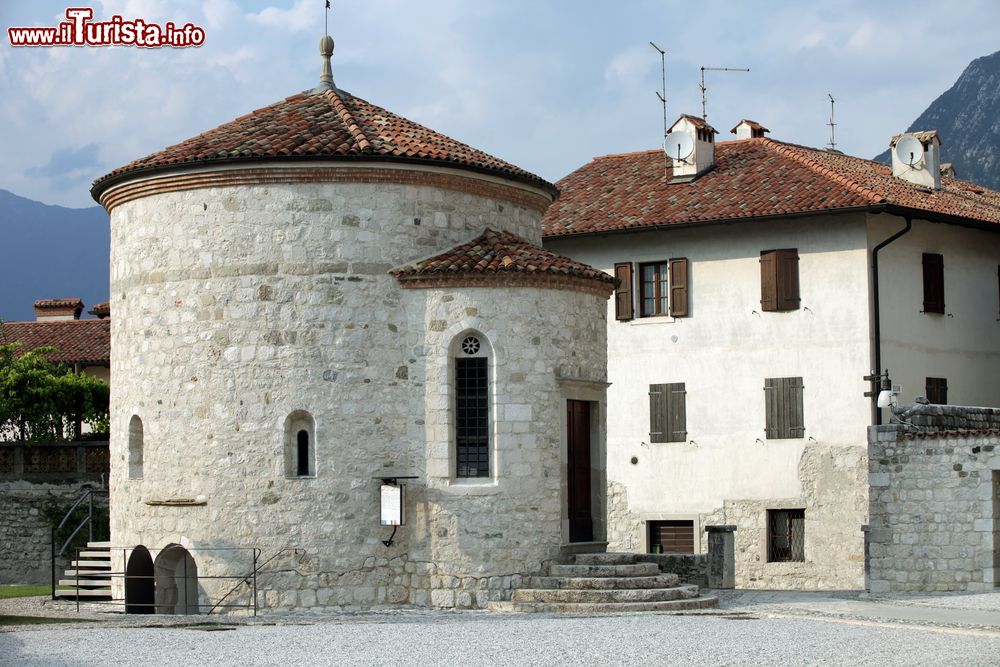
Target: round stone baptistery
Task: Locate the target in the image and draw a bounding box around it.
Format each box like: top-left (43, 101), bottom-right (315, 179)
top-left (92, 59), bottom-right (613, 612)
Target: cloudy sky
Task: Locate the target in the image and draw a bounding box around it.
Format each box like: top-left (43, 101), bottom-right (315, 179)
top-left (1, 0), bottom-right (998, 208)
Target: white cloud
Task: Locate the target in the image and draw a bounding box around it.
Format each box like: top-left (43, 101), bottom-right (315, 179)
top-left (248, 0), bottom-right (319, 34)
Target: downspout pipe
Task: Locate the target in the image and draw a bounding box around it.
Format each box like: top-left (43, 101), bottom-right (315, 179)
top-left (871, 215), bottom-right (912, 425)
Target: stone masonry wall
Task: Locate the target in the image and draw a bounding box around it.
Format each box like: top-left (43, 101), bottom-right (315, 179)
top-left (868, 404), bottom-right (1000, 593)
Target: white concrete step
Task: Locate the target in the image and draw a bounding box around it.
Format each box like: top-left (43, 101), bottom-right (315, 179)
top-left (512, 585), bottom-right (700, 604)
top-left (58, 578), bottom-right (112, 588)
top-left (68, 560), bottom-right (111, 569)
top-left (77, 550), bottom-right (111, 559)
top-left (87, 541), bottom-right (112, 548)
top-left (61, 569), bottom-right (111, 578)
top-left (53, 588), bottom-right (112, 599)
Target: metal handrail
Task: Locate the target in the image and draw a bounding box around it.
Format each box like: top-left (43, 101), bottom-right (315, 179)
top-left (51, 487), bottom-right (108, 599)
top-left (207, 548), bottom-right (305, 616)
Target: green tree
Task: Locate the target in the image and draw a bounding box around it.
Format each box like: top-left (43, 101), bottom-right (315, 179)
top-left (0, 343), bottom-right (109, 442)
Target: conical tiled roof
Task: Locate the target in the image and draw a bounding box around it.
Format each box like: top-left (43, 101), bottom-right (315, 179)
top-left (91, 88), bottom-right (554, 200)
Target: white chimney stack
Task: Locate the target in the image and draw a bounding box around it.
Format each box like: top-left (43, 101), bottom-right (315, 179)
top-left (665, 114), bottom-right (717, 183)
top-left (890, 131), bottom-right (942, 190)
top-left (730, 119), bottom-right (769, 140)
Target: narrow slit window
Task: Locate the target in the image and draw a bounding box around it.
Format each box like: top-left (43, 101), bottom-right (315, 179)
top-left (296, 430), bottom-right (310, 476)
top-left (284, 411), bottom-right (315, 478)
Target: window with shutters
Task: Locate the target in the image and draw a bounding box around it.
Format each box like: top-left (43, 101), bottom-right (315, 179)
top-left (922, 253), bottom-right (944, 314)
top-left (649, 382), bottom-right (686, 443)
top-left (760, 249), bottom-right (800, 312)
top-left (632, 258), bottom-right (689, 319)
top-left (284, 410), bottom-right (315, 478)
top-left (648, 520), bottom-right (695, 554)
top-left (926, 377), bottom-right (948, 405)
top-left (764, 377), bottom-right (804, 439)
top-left (454, 333), bottom-right (490, 478)
top-left (767, 509), bottom-right (805, 562)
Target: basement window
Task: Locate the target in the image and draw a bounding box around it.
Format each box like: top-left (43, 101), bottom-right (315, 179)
top-left (648, 520), bottom-right (694, 554)
top-left (767, 509), bottom-right (805, 562)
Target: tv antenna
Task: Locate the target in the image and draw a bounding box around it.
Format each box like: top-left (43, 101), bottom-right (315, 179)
top-left (827, 94), bottom-right (837, 151)
top-left (650, 42), bottom-right (668, 177)
top-left (699, 66), bottom-right (750, 120)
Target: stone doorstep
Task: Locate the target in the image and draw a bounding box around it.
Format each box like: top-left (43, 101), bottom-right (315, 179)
top-left (511, 585), bottom-right (700, 604)
top-left (549, 562), bottom-right (661, 578)
top-left (525, 574), bottom-right (680, 590)
top-left (572, 553), bottom-right (638, 566)
top-left (489, 596), bottom-right (719, 614)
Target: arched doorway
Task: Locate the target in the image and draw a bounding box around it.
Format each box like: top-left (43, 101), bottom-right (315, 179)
top-left (125, 546), bottom-right (154, 614)
top-left (153, 545), bottom-right (199, 614)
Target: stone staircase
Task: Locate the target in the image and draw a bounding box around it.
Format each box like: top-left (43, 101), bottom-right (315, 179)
top-left (54, 541), bottom-right (113, 601)
top-left (490, 552), bottom-right (718, 613)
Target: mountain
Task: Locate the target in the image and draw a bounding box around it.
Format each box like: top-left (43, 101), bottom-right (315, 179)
top-left (0, 189), bottom-right (109, 323)
top-left (874, 50), bottom-right (1000, 190)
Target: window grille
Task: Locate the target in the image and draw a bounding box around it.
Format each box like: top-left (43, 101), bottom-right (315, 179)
top-left (767, 509), bottom-right (805, 562)
top-left (456, 356), bottom-right (489, 477)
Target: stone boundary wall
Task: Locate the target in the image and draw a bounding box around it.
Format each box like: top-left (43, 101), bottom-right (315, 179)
top-left (867, 404), bottom-right (1000, 593)
top-left (634, 553), bottom-right (708, 588)
top-left (0, 442), bottom-right (109, 483)
top-left (0, 480), bottom-right (109, 585)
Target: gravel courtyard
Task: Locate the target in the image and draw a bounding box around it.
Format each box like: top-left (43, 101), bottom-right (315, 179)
top-left (3, 591), bottom-right (999, 666)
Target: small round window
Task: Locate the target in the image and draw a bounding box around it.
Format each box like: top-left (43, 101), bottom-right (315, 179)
top-left (461, 336), bottom-right (481, 355)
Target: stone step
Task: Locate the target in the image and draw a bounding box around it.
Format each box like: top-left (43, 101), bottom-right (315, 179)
top-left (548, 562), bottom-right (660, 578)
top-left (78, 550), bottom-right (111, 559)
top-left (61, 570), bottom-right (111, 579)
top-left (512, 585), bottom-right (700, 604)
top-left (526, 574), bottom-right (680, 590)
top-left (87, 541), bottom-right (112, 548)
top-left (53, 588), bottom-right (112, 599)
top-left (58, 579), bottom-right (112, 589)
top-left (68, 560), bottom-right (111, 569)
top-left (490, 596), bottom-right (719, 614)
top-left (573, 553), bottom-right (638, 566)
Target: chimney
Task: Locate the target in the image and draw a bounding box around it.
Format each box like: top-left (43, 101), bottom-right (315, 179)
top-left (666, 114), bottom-right (718, 183)
top-left (34, 298), bottom-right (84, 322)
top-left (88, 301), bottom-right (111, 319)
top-left (890, 131), bottom-right (942, 190)
top-left (939, 162), bottom-right (956, 178)
top-left (730, 119), bottom-right (769, 140)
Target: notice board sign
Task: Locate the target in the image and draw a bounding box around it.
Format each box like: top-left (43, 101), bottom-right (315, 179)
top-left (380, 484), bottom-right (404, 526)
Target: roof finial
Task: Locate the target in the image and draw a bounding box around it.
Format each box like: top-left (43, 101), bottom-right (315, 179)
top-left (313, 1), bottom-right (335, 93)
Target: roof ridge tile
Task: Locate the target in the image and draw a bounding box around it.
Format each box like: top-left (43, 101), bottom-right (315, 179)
top-left (325, 89), bottom-right (373, 154)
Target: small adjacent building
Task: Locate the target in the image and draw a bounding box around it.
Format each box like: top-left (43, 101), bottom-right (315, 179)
top-left (89, 38), bottom-right (612, 612)
top-left (543, 115), bottom-right (1000, 589)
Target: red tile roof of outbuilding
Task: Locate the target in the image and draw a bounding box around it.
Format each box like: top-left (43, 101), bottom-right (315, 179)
top-left (92, 88), bottom-right (555, 200)
top-left (392, 228), bottom-right (615, 286)
top-left (0, 319), bottom-right (110, 365)
top-left (542, 138), bottom-right (1000, 238)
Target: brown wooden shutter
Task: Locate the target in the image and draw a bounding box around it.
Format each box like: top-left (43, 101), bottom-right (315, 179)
top-left (666, 382), bottom-right (687, 442)
top-left (614, 262), bottom-right (634, 321)
top-left (765, 377), bottom-right (804, 439)
top-left (776, 249), bottom-right (800, 310)
top-left (649, 520), bottom-right (694, 554)
top-left (649, 384), bottom-right (666, 443)
top-left (760, 251), bottom-right (777, 311)
top-left (922, 253), bottom-right (944, 313)
top-left (669, 258), bottom-right (689, 317)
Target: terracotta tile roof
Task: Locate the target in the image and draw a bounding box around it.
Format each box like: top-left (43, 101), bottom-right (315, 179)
top-left (542, 138), bottom-right (1000, 238)
top-left (92, 89), bottom-right (555, 200)
top-left (0, 319), bottom-right (110, 365)
top-left (34, 298), bottom-right (84, 309)
top-left (391, 228), bottom-right (615, 286)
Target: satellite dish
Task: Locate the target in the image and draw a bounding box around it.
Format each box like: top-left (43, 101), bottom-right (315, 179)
top-left (894, 136), bottom-right (925, 168)
top-left (665, 132), bottom-right (695, 161)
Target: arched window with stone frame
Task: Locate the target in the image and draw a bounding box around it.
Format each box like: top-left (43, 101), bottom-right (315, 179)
top-left (284, 411), bottom-right (316, 478)
top-left (452, 332), bottom-right (491, 479)
top-left (128, 415), bottom-right (144, 479)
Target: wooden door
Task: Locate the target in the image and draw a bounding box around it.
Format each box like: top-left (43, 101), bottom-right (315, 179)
top-left (567, 400), bottom-right (593, 543)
